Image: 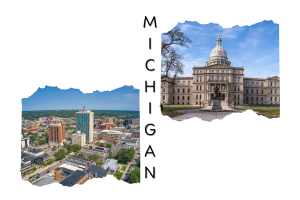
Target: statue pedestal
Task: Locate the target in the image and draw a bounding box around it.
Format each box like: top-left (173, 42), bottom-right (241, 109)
top-left (212, 97), bottom-right (222, 111)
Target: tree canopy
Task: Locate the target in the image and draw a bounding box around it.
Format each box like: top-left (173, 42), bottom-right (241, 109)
top-left (161, 27), bottom-right (192, 83)
top-left (54, 149), bottom-right (68, 160)
top-left (116, 148), bottom-right (135, 164)
top-left (128, 168), bottom-right (140, 184)
top-left (78, 153), bottom-right (85, 158)
top-left (88, 154), bottom-right (99, 162)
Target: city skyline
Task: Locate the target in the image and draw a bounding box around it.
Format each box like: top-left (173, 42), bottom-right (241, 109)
top-left (166, 20), bottom-right (279, 78)
top-left (22, 85), bottom-right (139, 111)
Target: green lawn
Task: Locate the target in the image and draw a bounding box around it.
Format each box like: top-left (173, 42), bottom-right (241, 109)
top-left (161, 105), bottom-right (201, 118)
top-left (121, 166), bottom-right (126, 171)
top-left (114, 171), bottom-right (123, 180)
top-left (233, 106), bottom-right (280, 118)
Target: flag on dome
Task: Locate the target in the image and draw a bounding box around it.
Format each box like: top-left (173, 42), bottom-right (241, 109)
top-left (218, 51), bottom-right (223, 55)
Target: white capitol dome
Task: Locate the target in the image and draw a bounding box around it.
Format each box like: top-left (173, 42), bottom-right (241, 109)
top-left (206, 34), bottom-right (231, 66)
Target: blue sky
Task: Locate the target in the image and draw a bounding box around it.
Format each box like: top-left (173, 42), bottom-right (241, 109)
top-left (22, 86), bottom-right (139, 111)
top-left (164, 20), bottom-right (279, 78)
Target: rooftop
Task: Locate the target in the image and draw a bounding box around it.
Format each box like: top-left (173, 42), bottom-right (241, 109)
top-left (86, 165), bottom-right (107, 178)
top-left (34, 177), bottom-right (57, 187)
top-left (59, 170), bottom-right (88, 187)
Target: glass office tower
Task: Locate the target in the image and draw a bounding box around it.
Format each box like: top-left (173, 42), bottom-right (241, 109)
top-left (76, 108), bottom-right (94, 143)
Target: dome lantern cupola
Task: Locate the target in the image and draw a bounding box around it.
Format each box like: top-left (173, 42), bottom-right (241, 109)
top-left (206, 34), bottom-right (231, 67)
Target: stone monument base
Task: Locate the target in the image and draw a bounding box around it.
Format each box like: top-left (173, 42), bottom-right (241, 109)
top-left (212, 97), bottom-right (222, 111)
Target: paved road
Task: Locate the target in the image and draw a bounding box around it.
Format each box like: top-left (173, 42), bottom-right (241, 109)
top-left (25, 160), bottom-right (65, 182)
top-left (173, 109), bottom-right (244, 122)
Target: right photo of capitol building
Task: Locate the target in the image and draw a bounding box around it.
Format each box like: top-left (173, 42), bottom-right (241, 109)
top-left (161, 34), bottom-right (280, 107)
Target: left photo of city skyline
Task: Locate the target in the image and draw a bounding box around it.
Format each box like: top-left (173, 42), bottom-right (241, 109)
top-left (21, 85), bottom-right (140, 186)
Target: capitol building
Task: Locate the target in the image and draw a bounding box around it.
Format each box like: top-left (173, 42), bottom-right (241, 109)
top-left (161, 34), bottom-right (280, 106)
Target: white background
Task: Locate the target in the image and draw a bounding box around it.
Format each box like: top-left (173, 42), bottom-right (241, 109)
top-left (1, 0), bottom-right (300, 199)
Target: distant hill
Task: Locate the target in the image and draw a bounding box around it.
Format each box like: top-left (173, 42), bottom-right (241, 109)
top-left (22, 110), bottom-right (139, 121)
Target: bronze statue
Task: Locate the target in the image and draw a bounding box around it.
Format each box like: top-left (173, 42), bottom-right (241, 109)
top-left (214, 86), bottom-right (221, 97)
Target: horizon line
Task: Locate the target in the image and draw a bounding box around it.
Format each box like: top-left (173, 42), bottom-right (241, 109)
top-left (22, 109), bottom-right (140, 112)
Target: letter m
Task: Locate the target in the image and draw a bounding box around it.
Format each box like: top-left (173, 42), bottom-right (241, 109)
top-left (144, 16), bottom-right (157, 28)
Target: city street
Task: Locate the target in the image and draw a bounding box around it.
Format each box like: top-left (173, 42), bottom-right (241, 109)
top-left (24, 160), bottom-right (65, 182)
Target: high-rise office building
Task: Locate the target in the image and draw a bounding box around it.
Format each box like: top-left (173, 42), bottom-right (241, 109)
top-left (76, 107), bottom-right (94, 143)
top-left (48, 123), bottom-right (66, 146)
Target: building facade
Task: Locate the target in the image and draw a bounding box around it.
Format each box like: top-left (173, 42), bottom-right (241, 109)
top-left (76, 107), bottom-right (94, 143)
top-left (161, 34), bottom-right (280, 106)
top-left (48, 123), bottom-right (66, 146)
top-left (72, 131), bottom-right (86, 147)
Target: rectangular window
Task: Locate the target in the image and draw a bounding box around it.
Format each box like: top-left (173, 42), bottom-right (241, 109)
top-left (234, 71), bottom-right (236, 74)
top-left (200, 77), bottom-right (202, 82)
top-left (200, 86), bottom-right (202, 91)
top-left (275, 82), bottom-right (277, 86)
top-left (238, 78), bottom-right (240, 82)
top-left (196, 77), bottom-right (199, 82)
top-left (238, 86), bottom-right (240, 91)
top-left (183, 89), bottom-right (185, 93)
top-left (246, 89), bottom-right (248, 93)
top-left (217, 77), bottom-right (219, 80)
top-left (163, 88), bottom-right (165, 92)
top-left (256, 90), bottom-right (258, 94)
top-left (246, 82), bottom-right (248, 86)
top-left (238, 71), bottom-right (240, 74)
top-left (183, 81), bottom-right (185, 85)
top-left (217, 70), bottom-right (219, 73)
top-left (275, 97), bottom-right (277, 101)
top-left (222, 77), bottom-right (224, 81)
top-left (196, 71), bottom-right (198, 73)
top-left (212, 70), bottom-right (214, 73)
top-left (178, 89), bottom-right (179, 93)
top-left (188, 81), bottom-right (190, 85)
top-left (275, 90), bottom-right (277, 94)
top-left (271, 89), bottom-right (272, 94)
top-left (222, 86), bottom-right (224, 90)
top-left (234, 78), bottom-right (236, 82)
top-left (212, 86), bottom-right (214, 90)
top-left (188, 89), bottom-right (190, 93)
top-left (261, 90), bottom-right (263, 94)
top-left (234, 86), bottom-right (236, 91)
top-left (256, 82), bottom-right (258, 86)
top-left (178, 82), bottom-right (180, 85)
top-left (251, 89), bottom-right (253, 94)
top-left (173, 89), bottom-right (174, 93)
top-left (222, 70), bottom-right (224, 73)
top-left (251, 82), bottom-right (253, 86)
top-left (196, 86), bottom-right (198, 91)
top-left (200, 71), bottom-right (202, 73)
top-left (271, 82), bottom-right (273, 86)
top-left (163, 96), bottom-right (165, 100)
top-left (261, 83), bottom-right (263, 87)
top-left (212, 77), bottom-right (214, 81)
